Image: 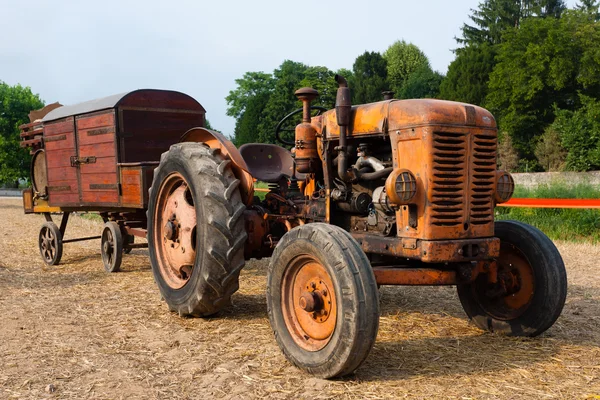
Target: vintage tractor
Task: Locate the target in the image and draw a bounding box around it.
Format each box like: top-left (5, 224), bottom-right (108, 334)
top-left (146, 76), bottom-right (567, 378)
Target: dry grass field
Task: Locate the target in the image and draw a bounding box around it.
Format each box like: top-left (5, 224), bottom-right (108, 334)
top-left (0, 197), bottom-right (599, 399)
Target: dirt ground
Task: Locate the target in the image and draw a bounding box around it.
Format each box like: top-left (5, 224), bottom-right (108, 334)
top-left (0, 198), bottom-right (599, 399)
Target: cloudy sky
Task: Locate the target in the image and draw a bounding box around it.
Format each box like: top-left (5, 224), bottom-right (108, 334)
top-left (1, 0), bottom-right (580, 136)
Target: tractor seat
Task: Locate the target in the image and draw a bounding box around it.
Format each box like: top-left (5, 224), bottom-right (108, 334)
top-left (239, 143), bottom-right (305, 183)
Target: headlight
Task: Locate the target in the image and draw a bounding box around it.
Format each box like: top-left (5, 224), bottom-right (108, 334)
top-left (385, 169), bottom-right (417, 205)
top-left (495, 170), bottom-right (514, 203)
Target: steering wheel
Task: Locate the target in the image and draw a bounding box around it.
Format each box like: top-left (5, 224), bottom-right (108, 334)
top-left (275, 106), bottom-right (328, 146)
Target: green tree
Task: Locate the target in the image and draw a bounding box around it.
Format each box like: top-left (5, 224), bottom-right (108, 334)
top-left (0, 82), bottom-right (44, 185)
top-left (553, 96), bottom-right (600, 171)
top-left (351, 51), bottom-right (389, 104)
top-left (458, 0), bottom-right (566, 46)
top-left (577, 0), bottom-right (600, 19)
top-left (399, 65), bottom-right (444, 99)
top-left (225, 71), bottom-right (274, 119)
top-left (486, 10), bottom-right (600, 157)
top-left (233, 92), bottom-right (270, 146)
top-left (383, 40), bottom-right (430, 97)
top-left (257, 60), bottom-right (309, 143)
top-left (439, 43), bottom-right (496, 105)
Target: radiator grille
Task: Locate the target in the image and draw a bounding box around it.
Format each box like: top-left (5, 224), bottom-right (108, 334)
top-left (431, 130), bottom-right (497, 227)
top-left (470, 132), bottom-right (496, 225)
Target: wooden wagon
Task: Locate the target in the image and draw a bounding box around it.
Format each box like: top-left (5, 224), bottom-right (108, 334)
top-left (20, 89), bottom-right (206, 271)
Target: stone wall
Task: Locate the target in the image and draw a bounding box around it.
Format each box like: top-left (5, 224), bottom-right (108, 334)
top-left (512, 171), bottom-right (600, 188)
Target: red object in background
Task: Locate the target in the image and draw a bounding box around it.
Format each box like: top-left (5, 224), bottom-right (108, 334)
top-left (500, 198), bottom-right (600, 209)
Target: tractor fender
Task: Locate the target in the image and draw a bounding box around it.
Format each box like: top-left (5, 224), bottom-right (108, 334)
top-left (180, 127), bottom-right (254, 205)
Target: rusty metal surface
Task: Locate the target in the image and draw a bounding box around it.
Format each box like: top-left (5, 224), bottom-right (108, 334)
top-left (353, 233), bottom-right (500, 263)
top-left (373, 267), bottom-right (472, 285)
top-left (239, 144), bottom-right (298, 183)
top-left (152, 173), bottom-right (197, 289)
top-left (281, 255), bottom-right (336, 351)
top-left (181, 127), bottom-right (254, 205)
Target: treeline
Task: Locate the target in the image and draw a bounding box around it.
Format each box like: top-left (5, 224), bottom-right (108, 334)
top-left (227, 0), bottom-right (600, 172)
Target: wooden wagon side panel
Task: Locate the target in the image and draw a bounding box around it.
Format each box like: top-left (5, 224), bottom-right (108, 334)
top-left (76, 111), bottom-right (119, 205)
top-left (44, 117), bottom-right (79, 206)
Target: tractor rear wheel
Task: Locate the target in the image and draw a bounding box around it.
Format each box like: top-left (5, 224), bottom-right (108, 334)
top-left (267, 223), bottom-right (379, 378)
top-left (147, 142), bottom-right (247, 317)
top-left (457, 220), bottom-right (567, 336)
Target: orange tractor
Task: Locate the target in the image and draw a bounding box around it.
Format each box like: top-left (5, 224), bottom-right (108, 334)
top-left (145, 75), bottom-right (567, 378)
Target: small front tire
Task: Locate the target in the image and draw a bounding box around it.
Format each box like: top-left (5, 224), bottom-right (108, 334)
top-left (267, 223), bottom-right (379, 378)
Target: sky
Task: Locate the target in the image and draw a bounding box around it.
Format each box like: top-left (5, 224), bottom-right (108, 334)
top-left (0, 0), bottom-right (580, 136)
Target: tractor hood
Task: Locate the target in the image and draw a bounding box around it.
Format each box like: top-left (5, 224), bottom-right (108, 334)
top-left (318, 99), bottom-right (496, 138)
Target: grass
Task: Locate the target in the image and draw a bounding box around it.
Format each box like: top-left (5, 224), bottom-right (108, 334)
top-left (497, 182), bottom-right (600, 242)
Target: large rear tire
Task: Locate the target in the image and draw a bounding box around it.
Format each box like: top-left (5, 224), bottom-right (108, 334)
top-left (267, 223), bottom-right (379, 378)
top-left (147, 142), bottom-right (247, 317)
top-left (457, 220), bottom-right (567, 336)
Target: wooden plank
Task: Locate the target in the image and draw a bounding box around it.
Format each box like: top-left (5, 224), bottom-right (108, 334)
top-left (46, 148), bottom-right (76, 168)
top-left (44, 118), bottom-right (74, 135)
top-left (78, 142), bottom-right (115, 158)
top-left (76, 112), bottom-right (115, 130)
top-left (80, 173), bottom-right (117, 186)
top-left (499, 198), bottom-right (600, 209)
top-left (79, 157), bottom-right (117, 174)
top-left (81, 190), bottom-right (119, 203)
top-left (77, 127), bottom-right (116, 146)
top-left (44, 132), bottom-right (75, 151)
top-left (120, 168), bottom-right (142, 207)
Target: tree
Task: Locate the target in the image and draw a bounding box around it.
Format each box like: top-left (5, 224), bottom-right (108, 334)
top-left (225, 72), bottom-right (274, 119)
top-left (439, 43), bottom-right (496, 106)
top-left (233, 92), bottom-right (270, 146)
top-left (383, 40), bottom-right (430, 97)
top-left (0, 82), bottom-right (44, 185)
top-left (486, 10), bottom-right (600, 158)
top-left (257, 60), bottom-right (309, 143)
top-left (399, 65), bottom-right (444, 99)
top-left (534, 126), bottom-right (566, 171)
top-left (497, 132), bottom-right (520, 171)
top-left (553, 95), bottom-right (600, 171)
top-left (577, 0), bottom-right (600, 19)
top-left (351, 51), bottom-right (389, 104)
top-left (458, 0), bottom-right (566, 46)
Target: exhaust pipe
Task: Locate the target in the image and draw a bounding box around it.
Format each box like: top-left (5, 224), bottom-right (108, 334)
top-left (334, 74), bottom-right (352, 181)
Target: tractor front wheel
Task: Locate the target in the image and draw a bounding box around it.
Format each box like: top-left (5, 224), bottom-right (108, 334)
top-left (267, 223), bottom-right (379, 378)
top-left (457, 220), bottom-right (567, 336)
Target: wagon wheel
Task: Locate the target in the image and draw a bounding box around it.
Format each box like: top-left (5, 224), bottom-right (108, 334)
top-left (38, 222), bottom-right (63, 266)
top-left (101, 221), bottom-right (123, 273)
top-left (123, 234), bottom-right (134, 254)
top-left (457, 220), bottom-right (567, 336)
top-left (267, 223), bottom-right (379, 378)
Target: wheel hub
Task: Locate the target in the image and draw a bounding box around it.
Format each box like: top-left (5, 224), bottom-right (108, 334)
top-left (282, 256), bottom-right (336, 351)
top-left (154, 173), bottom-right (198, 289)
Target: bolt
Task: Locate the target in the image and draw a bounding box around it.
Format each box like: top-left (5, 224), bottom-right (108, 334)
top-left (322, 289), bottom-right (327, 297)
top-left (310, 282), bottom-right (316, 289)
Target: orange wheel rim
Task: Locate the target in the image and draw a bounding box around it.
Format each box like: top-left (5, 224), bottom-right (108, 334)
top-left (475, 242), bottom-right (535, 320)
top-left (153, 173), bottom-right (197, 289)
top-left (281, 255), bottom-right (336, 351)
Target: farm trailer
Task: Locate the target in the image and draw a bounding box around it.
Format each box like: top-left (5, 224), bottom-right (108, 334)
top-left (20, 89), bottom-right (205, 272)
